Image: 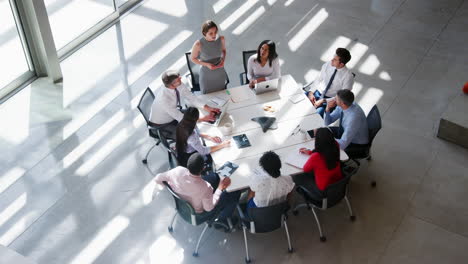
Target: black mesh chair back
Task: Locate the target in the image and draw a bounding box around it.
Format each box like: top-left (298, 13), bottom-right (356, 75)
top-left (246, 201), bottom-right (289, 233)
top-left (157, 130), bottom-right (178, 169)
top-left (185, 52), bottom-right (201, 92)
top-left (321, 173), bottom-right (352, 208)
top-left (240, 50), bottom-right (257, 85)
top-left (137, 87), bottom-right (155, 124)
top-left (367, 105), bottom-right (382, 145)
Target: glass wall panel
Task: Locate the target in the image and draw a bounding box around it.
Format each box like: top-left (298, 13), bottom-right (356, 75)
top-left (44, 0), bottom-right (115, 50)
top-left (0, 0), bottom-right (32, 90)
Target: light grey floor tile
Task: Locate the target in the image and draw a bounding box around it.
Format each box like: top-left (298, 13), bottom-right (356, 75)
top-left (410, 146), bottom-right (468, 237)
top-left (378, 215), bottom-right (468, 264)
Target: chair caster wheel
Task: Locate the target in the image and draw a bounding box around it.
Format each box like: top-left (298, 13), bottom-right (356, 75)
top-left (245, 257), bottom-right (251, 263)
top-left (320, 236), bottom-right (327, 242)
top-left (371, 181), bottom-right (376, 188)
top-left (288, 248), bottom-right (294, 253)
top-left (350, 215), bottom-right (356, 221)
top-left (168, 226), bottom-right (173, 232)
top-left (293, 210), bottom-right (299, 216)
top-left (192, 252), bottom-right (199, 257)
top-left (142, 159), bottom-right (148, 164)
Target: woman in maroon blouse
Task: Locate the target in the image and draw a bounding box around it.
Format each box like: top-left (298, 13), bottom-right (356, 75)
top-left (297, 127), bottom-right (343, 199)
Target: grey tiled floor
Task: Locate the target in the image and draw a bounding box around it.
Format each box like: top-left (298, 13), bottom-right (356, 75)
top-left (1, 0), bottom-right (468, 263)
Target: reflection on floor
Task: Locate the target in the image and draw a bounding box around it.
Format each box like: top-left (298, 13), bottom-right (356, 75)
top-left (1, 0), bottom-right (468, 263)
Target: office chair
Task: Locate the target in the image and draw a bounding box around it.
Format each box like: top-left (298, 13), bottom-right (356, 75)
top-left (239, 50), bottom-right (257, 85)
top-left (157, 130), bottom-right (178, 169)
top-left (137, 87), bottom-right (162, 173)
top-left (185, 52), bottom-right (230, 93)
top-left (293, 163), bottom-right (358, 242)
top-left (185, 52), bottom-right (201, 92)
top-left (345, 105), bottom-right (382, 187)
top-left (164, 182), bottom-right (229, 257)
top-left (237, 201), bottom-right (293, 263)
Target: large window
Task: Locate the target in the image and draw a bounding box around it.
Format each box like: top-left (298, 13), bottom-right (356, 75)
top-left (0, 0), bottom-right (33, 91)
top-left (44, 0), bottom-right (116, 51)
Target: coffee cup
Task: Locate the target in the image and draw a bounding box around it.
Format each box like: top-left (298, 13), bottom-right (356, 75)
top-left (221, 123), bottom-right (233, 135)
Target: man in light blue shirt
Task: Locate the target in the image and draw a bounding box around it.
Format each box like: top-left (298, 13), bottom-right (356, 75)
top-left (324, 90), bottom-right (369, 157)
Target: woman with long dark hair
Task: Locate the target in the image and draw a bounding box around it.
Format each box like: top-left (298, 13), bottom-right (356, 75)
top-left (297, 127), bottom-right (342, 197)
top-left (247, 40), bottom-right (281, 88)
top-left (175, 107), bottom-right (230, 167)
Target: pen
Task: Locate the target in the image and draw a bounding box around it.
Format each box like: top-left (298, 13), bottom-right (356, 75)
top-left (290, 124), bottom-right (300, 136)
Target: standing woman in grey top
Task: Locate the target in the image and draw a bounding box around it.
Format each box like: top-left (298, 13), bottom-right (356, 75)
top-left (191, 20), bottom-right (228, 94)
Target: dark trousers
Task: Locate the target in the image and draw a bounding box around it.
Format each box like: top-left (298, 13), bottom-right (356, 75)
top-left (329, 126), bottom-right (369, 159)
top-left (150, 120), bottom-right (177, 140)
top-left (292, 172), bottom-right (324, 201)
top-left (306, 90), bottom-right (333, 118)
top-left (203, 172), bottom-right (241, 220)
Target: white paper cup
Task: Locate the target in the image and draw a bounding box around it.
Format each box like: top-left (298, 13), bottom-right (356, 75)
top-left (221, 123), bottom-right (233, 135)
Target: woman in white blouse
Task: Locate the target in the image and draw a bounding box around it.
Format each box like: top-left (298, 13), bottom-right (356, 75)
top-left (175, 107), bottom-right (230, 167)
top-left (246, 151), bottom-right (295, 209)
top-left (247, 40), bottom-right (281, 88)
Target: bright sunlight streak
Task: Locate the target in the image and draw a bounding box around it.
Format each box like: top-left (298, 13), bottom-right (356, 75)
top-left (70, 215), bottom-right (129, 264)
top-left (359, 54), bottom-right (380, 75)
top-left (288, 8), bottom-right (328, 52)
top-left (232, 5), bottom-right (265, 35)
top-left (220, 0), bottom-right (259, 30)
top-left (320, 36), bottom-right (351, 62)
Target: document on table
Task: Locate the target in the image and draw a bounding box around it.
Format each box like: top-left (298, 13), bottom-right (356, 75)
top-left (285, 149), bottom-right (310, 169)
top-left (210, 96), bottom-right (228, 107)
top-left (228, 86), bottom-right (253, 103)
top-left (289, 94), bottom-right (305, 104)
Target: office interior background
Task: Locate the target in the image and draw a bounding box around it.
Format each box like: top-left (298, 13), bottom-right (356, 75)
top-left (1, 0), bottom-right (468, 263)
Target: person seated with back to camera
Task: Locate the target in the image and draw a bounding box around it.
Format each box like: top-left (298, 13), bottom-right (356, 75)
top-left (324, 89), bottom-right (369, 158)
top-left (293, 127), bottom-right (343, 200)
top-left (306, 48), bottom-right (354, 118)
top-left (247, 40), bottom-right (281, 88)
top-left (175, 107), bottom-right (231, 169)
top-left (149, 70), bottom-right (220, 140)
top-left (245, 151), bottom-right (295, 211)
top-left (155, 153), bottom-right (240, 227)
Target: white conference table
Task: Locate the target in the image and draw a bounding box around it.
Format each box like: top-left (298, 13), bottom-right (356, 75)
top-left (198, 75), bottom-right (348, 192)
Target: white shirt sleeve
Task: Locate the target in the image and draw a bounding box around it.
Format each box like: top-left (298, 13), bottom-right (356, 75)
top-left (161, 92), bottom-right (184, 122)
top-left (178, 83), bottom-right (206, 109)
top-left (187, 131), bottom-right (211, 156)
top-left (265, 58), bottom-right (281, 81)
top-left (342, 71), bottom-right (354, 91)
top-left (246, 55), bottom-right (255, 81)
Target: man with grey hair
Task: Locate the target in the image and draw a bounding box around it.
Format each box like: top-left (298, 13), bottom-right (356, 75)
top-left (324, 89), bottom-right (369, 156)
top-left (149, 70), bottom-right (220, 139)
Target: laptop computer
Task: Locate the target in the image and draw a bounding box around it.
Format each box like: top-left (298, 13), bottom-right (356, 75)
top-left (207, 103), bottom-right (228, 127)
top-left (253, 78), bottom-right (279, 95)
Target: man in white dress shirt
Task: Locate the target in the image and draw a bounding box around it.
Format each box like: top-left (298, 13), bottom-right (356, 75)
top-left (149, 70), bottom-right (220, 139)
top-left (307, 48), bottom-right (354, 117)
